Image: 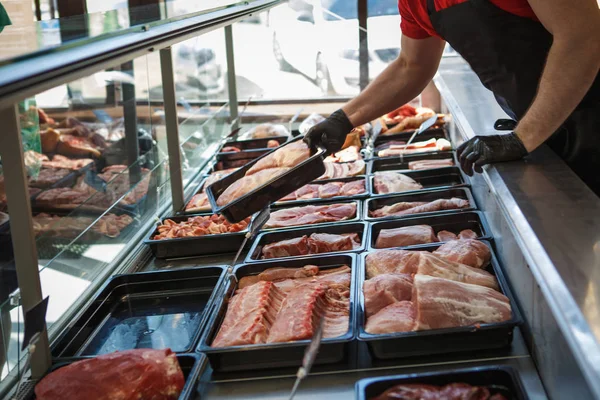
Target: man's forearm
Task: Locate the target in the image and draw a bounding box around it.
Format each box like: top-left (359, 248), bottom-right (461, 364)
top-left (516, 36), bottom-right (600, 151)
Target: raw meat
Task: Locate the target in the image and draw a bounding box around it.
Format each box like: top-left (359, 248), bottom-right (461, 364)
top-left (267, 140), bottom-right (280, 148)
top-left (377, 139), bottom-right (452, 157)
top-left (294, 184), bottom-right (320, 200)
top-left (278, 180), bottom-right (365, 202)
top-left (265, 203), bottom-right (357, 229)
top-left (35, 349), bottom-right (184, 400)
top-left (28, 168), bottom-right (70, 188)
top-left (217, 167), bottom-right (290, 206)
top-left (363, 273), bottom-right (413, 317)
top-left (324, 146), bottom-right (362, 163)
top-left (212, 281), bottom-right (285, 347)
top-left (373, 171), bottom-right (423, 194)
top-left (185, 192), bottom-right (210, 212)
top-left (365, 249), bottom-right (421, 279)
top-left (246, 141), bottom-right (310, 175)
top-left (458, 229), bottom-right (478, 239)
top-left (262, 236), bottom-right (311, 259)
top-left (413, 275), bottom-right (511, 330)
top-left (409, 158), bottom-right (454, 170)
top-left (319, 182), bottom-right (344, 198)
top-left (318, 160), bottom-right (365, 180)
top-left (239, 265), bottom-right (352, 292)
top-left (261, 233), bottom-right (360, 259)
top-left (340, 180), bottom-right (366, 196)
top-left (433, 239), bottom-right (491, 269)
top-left (375, 225), bottom-right (437, 248)
top-left (259, 265), bottom-right (319, 281)
top-left (370, 198), bottom-right (470, 218)
top-left (308, 233), bottom-right (356, 253)
top-left (221, 146), bottom-right (241, 153)
top-left (365, 301), bottom-right (415, 334)
top-left (153, 215), bottom-right (249, 240)
top-left (41, 154), bottom-right (93, 170)
top-left (372, 382), bottom-right (505, 400)
top-left (437, 230), bottom-right (458, 241)
top-left (33, 213), bottom-right (133, 239)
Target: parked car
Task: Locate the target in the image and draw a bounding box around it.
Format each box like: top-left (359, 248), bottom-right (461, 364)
top-left (270, 0), bottom-right (401, 95)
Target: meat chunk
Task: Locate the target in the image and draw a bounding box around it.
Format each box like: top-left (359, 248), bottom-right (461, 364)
top-left (375, 225), bottom-right (437, 248)
top-left (370, 198), bottom-right (470, 218)
top-left (324, 146), bottom-right (362, 163)
top-left (458, 229), bottom-right (478, 239)
top-left (261, 236), bottom-right (311, 259)
top-left (294, 184), bottom-right (320, 200)
top-left (413, 275), bottom-right (511, 330)
top-left (408, 158), bottom-right (454, 170)
top-left (372, 383), bottom-right (502, 400)
top-left (35, 349), bottom-right (184, 400)
top-left (221, 146), bottom-right (241, 153)
top-left (373, 171), bottom-right (423, 194)
top-left (265, 203), bottom-right (357, 229)
top-left (318, 182), bottom-right (344, 198)
top-left (258, 265), bottom-right (319, 281)
top-left (363, 273), bottom-right (413, 317)
top-left (365, 301), bottom-right (415, 334)
top-left (246, 141), bottom-right (310, 175)
top-left (308, 233), bottom-right (355, 253)
top-left (340, 180), bottom-right (366, 196)
top-left (433, 239), bottom-right (491, 269)
top-left (217, 167), bottom-right (290, 206)
top-left (365, 249), bottom-right (421, 279)
top-left (185, 192), bottom-right (210, 212)
top-left (153, 215), bottom-right (249, 239)
top-left (436, 230), bottom-right (458, 242)
top-left (317, 160), bottom-right (365, 180)
top-left (267, 140), bottom-right (280, 148)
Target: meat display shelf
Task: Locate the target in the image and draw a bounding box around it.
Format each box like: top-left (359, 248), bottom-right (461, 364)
top-left (357, 242), bottom-right (521, 360)
top-left (369, 166), bottom-right (467, 197)
top-left (355, 365), bottom-right (529, 400)
top-left (51, 266), bottom-right (227, 359)
top-left (197, 254), bottom-right (357, 372)
top-left (263, 199), bottom-right (364, 231)
top-left (273, 175), bottom-right (370, 207)
top-left (368, 152), bottom-right (457, 173)
top-left (245, 221), bottom-right (368, 263)
top-left (368, 211), bottom-right (492, 250)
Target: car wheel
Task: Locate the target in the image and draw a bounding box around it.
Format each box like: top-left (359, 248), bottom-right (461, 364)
top-left (316, 54), bottom-right (335, 95)
top-left (273, 33), bottom-right (293, 72)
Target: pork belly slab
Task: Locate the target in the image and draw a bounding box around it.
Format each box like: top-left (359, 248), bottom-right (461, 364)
top-left (433, 238), bottom-right (491, 269)
top-left (375, 225), bottom-right (437, 248)
top-left (370, 198), bottom-right (470, 218)
top-left (363, 273), bottom-right (413, 317)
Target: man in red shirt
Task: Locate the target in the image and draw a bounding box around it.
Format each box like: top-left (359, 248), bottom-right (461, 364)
top-left (305, 0), bottom-right (600, 195)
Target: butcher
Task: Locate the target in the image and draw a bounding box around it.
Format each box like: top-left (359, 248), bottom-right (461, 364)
top-left (304, 0), bottom-right (600, 195)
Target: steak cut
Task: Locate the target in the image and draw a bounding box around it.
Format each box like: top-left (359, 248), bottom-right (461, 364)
top-left (363, 273), bottom-right (413, 317)
top-left (35, 349), bottom-right (184, 400)
top-left (372, 382), bottom-right (503, 400)
top-left (375, 225), bottom-right (438, 248)
top-left (365, 301), bottom-right (415, 334)
top-left (262, 236), bottom-right (311, 259)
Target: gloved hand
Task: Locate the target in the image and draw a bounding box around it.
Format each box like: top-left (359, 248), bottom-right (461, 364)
top-left (303, 109), bottom-right (354, 154)
top-left (457, 132), bottom-right (528, 176)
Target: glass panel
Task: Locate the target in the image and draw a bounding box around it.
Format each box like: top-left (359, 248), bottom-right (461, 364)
top-left (0, 296), bottom-right (23, 382)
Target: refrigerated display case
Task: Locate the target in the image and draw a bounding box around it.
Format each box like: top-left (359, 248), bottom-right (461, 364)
top-left (0, 1), bottom-right (599, 400)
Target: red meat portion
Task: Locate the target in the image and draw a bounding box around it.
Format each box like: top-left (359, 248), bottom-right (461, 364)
top-left (433, 239), bottom-right (491, 269)
top-left (262, 236), bottom-right (311, 259)
top-left (363, 273), bottom-right (413, 317)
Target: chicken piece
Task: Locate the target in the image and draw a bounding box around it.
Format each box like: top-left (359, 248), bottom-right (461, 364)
top-left (363, 273), bottom-right (413, 317)
top-left (437, 230), bottom-right (458, 242)
top-left (246, 141), bottom-right (310, 175)
top-left (217, 167), bottom-right (290, 206)
top-left (375, 225), bottom-right (437, 248)
top-left (433, 239), bottom-right (491, 269)
top-left (374, 171), bottom-right (423, 194)
top-left (365, 301), bottom-right (415, 334)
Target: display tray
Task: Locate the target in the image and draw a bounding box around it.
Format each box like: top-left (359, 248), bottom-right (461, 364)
top-left (357, 242), bottom-right (522, 360)
top-left (144, 213), bottom-right (251, 259)
top-left (198, 254), bottom-right (357, 372)
top-left (210, 150), bottom-right (271, 171)
top-left (373, 127), bottom-right (447, 148)
top-left (206, 137), bottom-right (326, 223)
top-left (365, 187), bottom-right (476, 222)
top-left (29, 353), bottom-right (207, 400)
top-left (217, 136), bottom-right (288, 156)
top-left (264, 199), bottom-right (363, 231)
top-left (273, 176), bottom-right (370, 207)
top-left (368, 152), bottom-right (457, 174)
top-left (369, 167), bottom-right (466, 196)
top-left (179, 176), bottom-right (211, 215)
top-left (368, 210), bottom-right (492, 250)
top-left (51, 267), bottom-right (227, 359)
top-left (245, 221), bottom-right (368, 263)
top-left (355, 366), bottom-right (529, 400)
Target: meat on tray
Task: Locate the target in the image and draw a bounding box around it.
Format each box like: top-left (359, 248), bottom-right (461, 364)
top-left (216, 141), bottom-right (310, 207)
top-left (153, 214), bottom-right (250, 240)
top-left (212, 265), bottom-right (351, 347)
top-left (264, 202), bottom-right (357, 229)
top-left (370, 198), bottom-right (469, 218)
top-left (33, 213), bottom-right (133, 239)
top-left (364, 273), bottom-right (413, 317)
top-left (185, 192), bottom-right (210, 212)
top-left (261, 232), bottom-right (360, 259)
top-left (279, 179), bottom-right (365, 202)
top-left (41, 154), bottom-right (94, 171)
top-left (221, 146), bottom-right (242, 153)
top-left (433, 238), bottom-right (491, 269)
top-left (35, 349), bottom-right (185, 400)
top-left (324, 146), bottom-right (362, 163)
top-left (371, 382), bottom-right (507, 400)
top-left (317, 160), bottom-right (365, 180)
top-left (374, 171), bottom-right (423, 194)
top-left (375, 225), bottom-right (478, 248)
top-left (377, 138), bottom-right (452, 158)
top-left (220, 140), bottom-right (281, 153)
top-left (28, 168), bottom-right (71, 188)
top-left (409, 158), bottom-right (454, 170)
top-left (380, 105), bottom-right (446, 134)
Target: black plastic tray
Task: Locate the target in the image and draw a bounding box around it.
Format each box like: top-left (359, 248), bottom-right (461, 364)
top-left (246, 221), bottom-right (368, 262)
top-left (365, 187), bottom-right (476, 222)
top-left (355, 366), bottom-right (529, 400)
top-left (198, 254), bottom-right (357, 372)
top-left (144, 213), bottom-right (251, 259)
top-left (373, 127), bottom-right (447, 147)
top-left (265, 199), bottom-right (363, 231)
top-left (30, 353), bottom-right (207, 400)
top-left (206, 137), bottom-right (326, 223)
top-left (368, 210), bottom-right (492, 250)
top-left (368, 152), bottom-right (457, 174)
top-left (370, 167), bottom-right (466, 196)
top-left (51, 266), bottom-right (227, 358)
top-left (357, 242), bottom-right (522, 360)
top-left (217, 136), bottom-right (288, 157)
top-left (274, 175), bottom-right (370, 207)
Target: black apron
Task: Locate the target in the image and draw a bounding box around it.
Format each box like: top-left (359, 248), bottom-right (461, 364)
top-left (427, 0), bottom-right (600, 195)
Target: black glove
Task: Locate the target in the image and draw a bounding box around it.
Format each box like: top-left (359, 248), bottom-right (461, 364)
top-left (457, 133), bottom-right (528, 176)
top-left (303, 109), bottom-right (354, 154)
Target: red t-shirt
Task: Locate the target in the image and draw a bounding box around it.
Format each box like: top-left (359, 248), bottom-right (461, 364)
top-left (399, 0), bottom-right (538, 39)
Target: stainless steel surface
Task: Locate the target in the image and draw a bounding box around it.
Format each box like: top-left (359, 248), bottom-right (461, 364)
top-left (0, 106), bottom-right (51, 379)
top-left (435, 56), bottom-right (600, 398)
top-left (225, 25), bottom-right (240, 130)
top-left (160, 47), bottom-right (185, 212)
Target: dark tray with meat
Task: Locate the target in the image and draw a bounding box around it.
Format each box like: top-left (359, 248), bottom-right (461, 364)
top-left (51, 266), bottom-right (228, 359)
top-left (144, 213), bottom-right (251, 259)
top-left (274, 176), bottom-right (370, 207)
top-left (357, 242), bottom-right (522, 360)
top-left (368, 210), bottom-right (492, 250)
top-left (28, 168), bottom-right (79, 190)
top-left (374, 126), bottom-right (447, 145)
top-left (178, 176), bottom-right (212, 215)
top-left (356, 366), bottom-right (529, 400)
top-left (245, 221), bottom-right (368, 262)
top-left (197, 254), bottom-right (357, 372)
top-left (217, 136), bottom-right (288, 157)
top-left (211, 149), bottom-right (271, 171)
top-left (370, 167), bottom-right (467, 197)
top-left (365, 187), bottom-right (476, 222)
top-left (368, 152), bottom-right (456, 173)
top-left (206, 137), bottom-right (326, 223)
top-left (29, 353), bottom-right (207, 400)
top-left (264, 199), bottom-right (363, 231)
